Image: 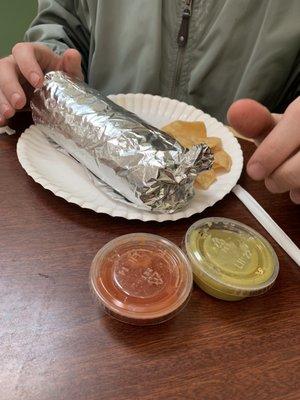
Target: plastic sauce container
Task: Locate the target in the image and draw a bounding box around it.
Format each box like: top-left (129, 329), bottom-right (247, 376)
top-left (185, 218), bottom-right (279, 301)
top-left (90, 233), bottom-right (193, 325)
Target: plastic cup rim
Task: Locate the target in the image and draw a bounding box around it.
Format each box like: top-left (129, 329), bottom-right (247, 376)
top-left (90, 232), bottom-right (194, 321)
top-left (185, 217), bottom-right (279, 296)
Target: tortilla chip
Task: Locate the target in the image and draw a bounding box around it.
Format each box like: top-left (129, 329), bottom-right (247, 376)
top-left (199, 137), bottom-right (222, 152)
top-left (162, 120), bottom-right (232, 190)
top-left (194, 170), bottom-right (217, 190)
top-left (162, 121), bottom-right (207, 145)
top-left (213, 150), bottom-right (232, 172)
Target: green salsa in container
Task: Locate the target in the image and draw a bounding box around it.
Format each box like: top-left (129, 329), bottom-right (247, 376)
top-left (185, 218), bottom-right (279, 301)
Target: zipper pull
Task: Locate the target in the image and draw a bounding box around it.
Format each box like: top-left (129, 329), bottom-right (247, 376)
top-left (177, 0), bottom-right (193, 47)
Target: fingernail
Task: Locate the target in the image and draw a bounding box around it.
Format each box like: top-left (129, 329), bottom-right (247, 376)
top-left (30, 72), bottom-right (41, 87)
top-left (247, 161), bottom-right (266, 180)
top-left (11, 93), bottom-right (23, 108)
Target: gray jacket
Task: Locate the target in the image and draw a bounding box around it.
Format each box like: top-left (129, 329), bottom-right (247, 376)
top-left (25, 0), bottom-right (300, 121)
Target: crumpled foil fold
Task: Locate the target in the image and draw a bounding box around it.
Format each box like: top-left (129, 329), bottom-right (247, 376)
top-left (31, 71), bottom-right (213, 213)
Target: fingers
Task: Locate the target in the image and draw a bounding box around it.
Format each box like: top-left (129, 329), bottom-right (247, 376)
top-left (229, 98), bottom-right (300, 204)
top-left (0, 116), bottom-right (7, 126)
top-left (247, 97), bottom-right (300, 181)
top-left (290, 189), bottom-right (300, 205)
top-left (0, 42), bottom-right (62, 121)
top-left (227, 99), bottom-right (277, 139)
top-left (0, 89), bottom-right (13, 120)
top-left (265, 151), bottom-right (300, 193)
top-left (0, 42), bottom-right (77, 125)
top-left (0, 58), bottom-right (27, 113)
top-left (0, 91), bottom-right (8, 126)
top-left (12, 43), bottom-right (45, 88)
top-left (62, 49), bottom-right (84, 80)
top-left (254, 113), bottom-right (282, 146)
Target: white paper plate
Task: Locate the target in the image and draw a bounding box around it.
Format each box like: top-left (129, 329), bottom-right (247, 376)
top-left (17, 94), bottom-right (243, 222)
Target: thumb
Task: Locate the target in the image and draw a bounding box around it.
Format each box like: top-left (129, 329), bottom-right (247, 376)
top-left (62, 49), bottom-right (84, 81)
top-left (227, 99), bottom-right (278, 140)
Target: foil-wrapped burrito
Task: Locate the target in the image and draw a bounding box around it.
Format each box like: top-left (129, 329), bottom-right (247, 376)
top-left (31, 71), bottom-right (213, 213)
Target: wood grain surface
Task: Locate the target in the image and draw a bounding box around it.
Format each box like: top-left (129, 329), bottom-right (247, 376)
top-left (0, 113), bottom-right (299, 400)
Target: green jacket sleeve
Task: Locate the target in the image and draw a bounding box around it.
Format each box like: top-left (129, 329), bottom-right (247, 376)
top-left (24, 0), bottom-right (90, 73)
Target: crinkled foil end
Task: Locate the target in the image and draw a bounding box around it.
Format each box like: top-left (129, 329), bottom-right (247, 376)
top-left (31, 71), bottom-right (213, 213)
top-left (141, 145), bottom-right (213, 212)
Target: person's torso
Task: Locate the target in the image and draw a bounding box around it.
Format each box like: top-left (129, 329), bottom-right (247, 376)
top-left (77, 0), bottom-right (300, 121)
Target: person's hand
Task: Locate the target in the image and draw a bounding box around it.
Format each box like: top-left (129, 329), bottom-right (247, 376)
top-left (227, 98), bottom-right (300, 204)
top-left (0, 42), bottom-right (83, 126)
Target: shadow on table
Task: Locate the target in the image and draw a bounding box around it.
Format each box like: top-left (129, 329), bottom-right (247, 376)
top-left (96, 284), bottom-right (285, 359)
top-left (25, 173), bottom-right (208, 241)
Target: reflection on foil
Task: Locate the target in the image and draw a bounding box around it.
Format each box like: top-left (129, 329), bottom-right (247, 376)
top-left (47, 136), bottom-right (141, 209)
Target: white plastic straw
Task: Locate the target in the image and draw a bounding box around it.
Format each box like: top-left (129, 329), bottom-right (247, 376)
top-left (233, 184), bottom-right (300, 266)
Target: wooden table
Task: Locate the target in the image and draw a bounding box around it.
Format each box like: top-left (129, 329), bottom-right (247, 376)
top-left (1, 113), bottom-right (299, 400)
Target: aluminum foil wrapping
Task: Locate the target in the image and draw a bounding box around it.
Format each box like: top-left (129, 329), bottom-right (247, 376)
top-left (31, 71), bottom-right (213, 213)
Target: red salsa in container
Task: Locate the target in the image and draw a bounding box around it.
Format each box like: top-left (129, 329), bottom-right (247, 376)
top-left (90, 233), bottom-right (193, 325)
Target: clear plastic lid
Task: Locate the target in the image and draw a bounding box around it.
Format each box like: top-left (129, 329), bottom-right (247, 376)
top-left (90, 233), bottom-right (193, 325)
top-left (185, 217), bottom-right (279, 298)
